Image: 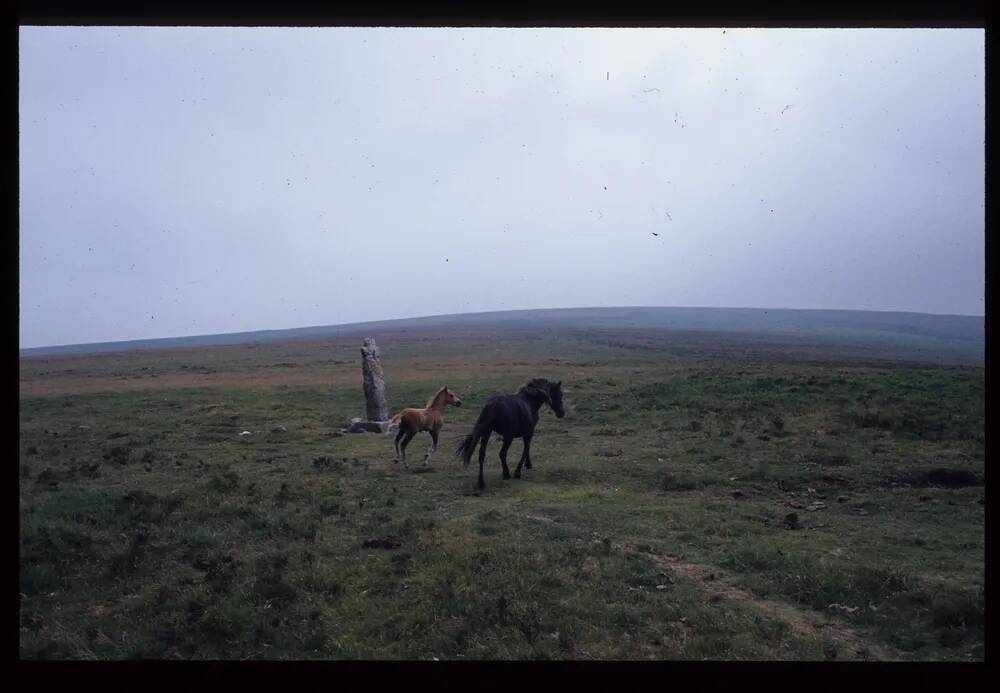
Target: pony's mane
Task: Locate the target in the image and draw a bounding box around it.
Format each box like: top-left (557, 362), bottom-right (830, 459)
top-left (519, 378), bottom-right (549, 395)
top-left (426, 386), bottom-right (448, 408)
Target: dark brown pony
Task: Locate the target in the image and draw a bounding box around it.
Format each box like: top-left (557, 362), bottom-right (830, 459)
top-left (390, 386), bottom-right (462, 467)
top-left (455, 378), bottom-right (565, 489)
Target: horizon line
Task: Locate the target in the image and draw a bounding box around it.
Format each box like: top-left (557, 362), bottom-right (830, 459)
top-left (18, 303), bottom-right (986, 353)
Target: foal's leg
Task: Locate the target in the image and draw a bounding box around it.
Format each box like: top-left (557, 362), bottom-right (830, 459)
top-left (514, 435), bottom-right (533, 478)
top-left (399, 430), bottom-right (417, 468)
top-left (394, 429), bottom-right (405, 462)
top-left (424, 428), bottom-right (439, 465)
top-left (499, 436), bottom-right (513, 480)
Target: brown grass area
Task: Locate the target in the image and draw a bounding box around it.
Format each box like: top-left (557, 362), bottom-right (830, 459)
top-left (19, 368), bottom-right (359, 397)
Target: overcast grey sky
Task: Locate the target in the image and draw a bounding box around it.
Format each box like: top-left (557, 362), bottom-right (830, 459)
top-left (19, 27), bottom-right (984, 348)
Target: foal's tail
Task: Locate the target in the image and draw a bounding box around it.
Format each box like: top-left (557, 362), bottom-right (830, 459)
top-left (455, 414), bottom-right (492, 466)
top-left (389, 411), bottom-right (404, 425)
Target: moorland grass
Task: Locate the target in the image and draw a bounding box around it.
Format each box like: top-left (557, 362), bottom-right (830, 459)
top-left (19, 330), bottom-right (984, 660)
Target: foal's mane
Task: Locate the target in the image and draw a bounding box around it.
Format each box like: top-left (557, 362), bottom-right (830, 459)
top-left (426, 386), bottom-right (448, 408)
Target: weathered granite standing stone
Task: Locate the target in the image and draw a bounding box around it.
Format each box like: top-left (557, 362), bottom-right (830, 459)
top-left (360, 336), bottom-right (389, 425)
top-left (342, 338), bottom-right (392, 433)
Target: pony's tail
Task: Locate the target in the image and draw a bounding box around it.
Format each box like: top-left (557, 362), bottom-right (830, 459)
top-left (455, 420), bottom-right (490, 466)
top-left (389, 411), bottom-right (403, 425)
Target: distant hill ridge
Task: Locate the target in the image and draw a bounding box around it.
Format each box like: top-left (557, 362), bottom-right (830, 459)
top-left (19, 306), bottom-right (984, 361)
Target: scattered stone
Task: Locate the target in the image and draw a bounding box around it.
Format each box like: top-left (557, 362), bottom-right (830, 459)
top-left (731, 491), bottom-right (745, 500)
top-left (595, 449), bottom-right (624, 457)
top-left (782, 513), bottom-right (801, 530)
top-left (837, 495), bottom-right (849, 503)
top-left (77, 425), bottom-right (91, 431)
top-left (787, 500), bottom-right (804, 510)
top-left (849, 507), bottom-right (869, 516)
top-left (828, 603), bottom-right (862, 614)
top-left (239, 431), bottom-right (253, 437)
top-left (362, 536), bottom-right (401, 550)
top-left (271, 425), bottom-right (288, 433)
top-left (805, 502), bottom-right (826, 512)
top-left (919, 495), bottom-right (931, 502)
top-left (349, 420), bottom-right (391, 433)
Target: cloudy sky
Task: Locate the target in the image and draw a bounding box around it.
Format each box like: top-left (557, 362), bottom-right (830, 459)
top-left (19, 27), bottom-right (984, 348)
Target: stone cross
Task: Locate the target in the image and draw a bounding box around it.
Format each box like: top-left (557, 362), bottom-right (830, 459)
top-left (360, 337), bottom-right (389, 423)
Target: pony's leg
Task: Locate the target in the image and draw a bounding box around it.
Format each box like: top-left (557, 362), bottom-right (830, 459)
top-left (477, 433), bottom-right (490, 465)
top-left (424, 429), bottom-right (439, 465)
top-left (477, 433), bottom-right (490, 489)
top-left (514, 435), bottom-right (532, 478)
top-left (498, 437), bottom-right (513, 480)
top-left (400, 430), bottom-right (417, 468)
top-left (394, 429), bottom-right (405, 462)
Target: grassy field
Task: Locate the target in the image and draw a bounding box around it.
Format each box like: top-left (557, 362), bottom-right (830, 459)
top-left (18, 328), bottom-right (985, 660)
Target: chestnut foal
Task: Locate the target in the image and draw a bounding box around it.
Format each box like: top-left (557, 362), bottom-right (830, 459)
top-left (390, 386), bottom-right (462, 467)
